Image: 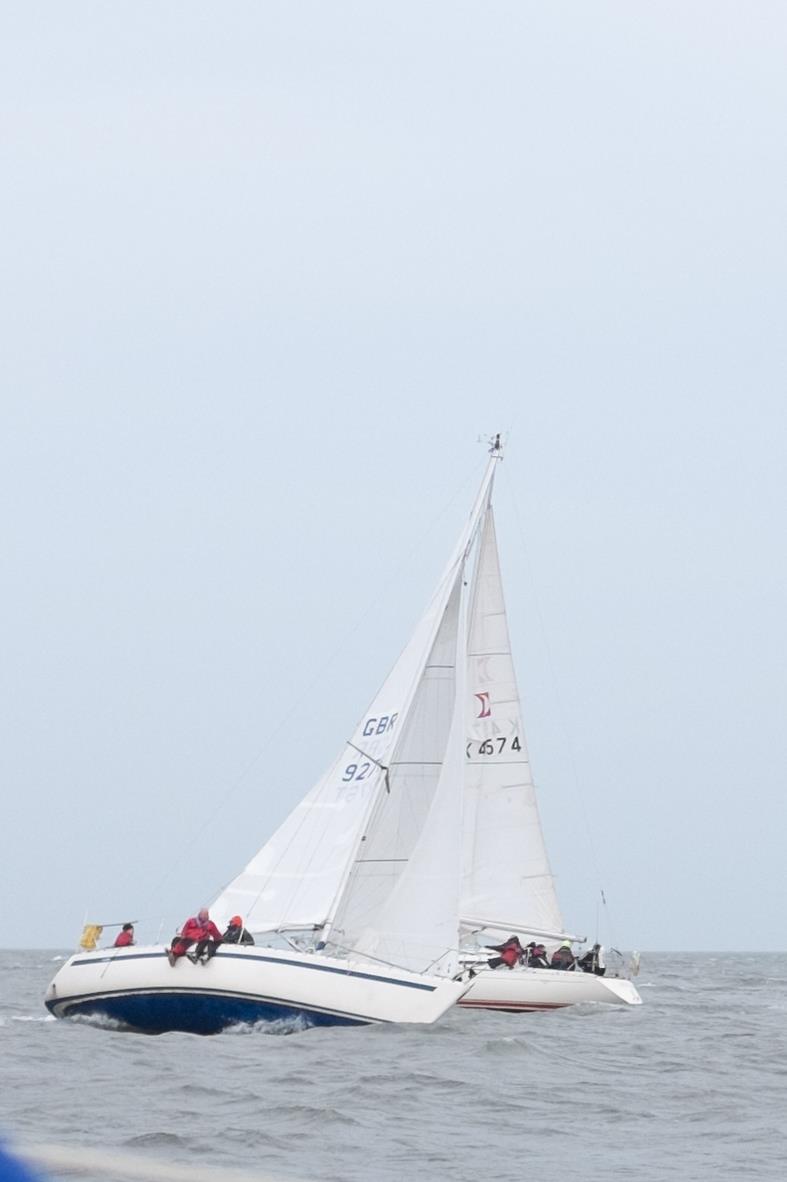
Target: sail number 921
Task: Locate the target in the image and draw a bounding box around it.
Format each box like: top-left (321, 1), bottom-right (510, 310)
top-left (342, 761), bottom-right (374, 782)
top-left (466, 736), bottom-right (522, 758)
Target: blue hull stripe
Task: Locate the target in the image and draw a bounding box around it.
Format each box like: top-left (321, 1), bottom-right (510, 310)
top-left (47, 989), bottom-right (369, 1034)
top-left (47, 984), bottom-right (381, 1025)
top-left (69, 949), bottom-right (436, 991)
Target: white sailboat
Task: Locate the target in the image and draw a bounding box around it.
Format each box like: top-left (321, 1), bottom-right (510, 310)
top-left (45, 439), bottom-right (639, 1032)
top-left (44, 454), bottom-right (498, 1034)
top-left (457, 444), bottom-right (641, 1010)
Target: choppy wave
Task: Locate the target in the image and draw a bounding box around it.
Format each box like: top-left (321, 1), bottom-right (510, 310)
top-left (2, 952), bottom-right (787, 1182)
top-left (124, 1132), bottom-right (192, 1150)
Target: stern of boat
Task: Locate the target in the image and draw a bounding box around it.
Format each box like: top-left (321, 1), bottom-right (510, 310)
top-left (595, 976), bottom-right (642, 1005)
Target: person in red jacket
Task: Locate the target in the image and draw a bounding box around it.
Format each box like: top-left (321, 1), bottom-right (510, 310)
top-left (167, 908), bottom-right (223, 966)
top-left (485, 935), bottom-right (525, 970)
top-left (113, 923), bottom-right (135, 948)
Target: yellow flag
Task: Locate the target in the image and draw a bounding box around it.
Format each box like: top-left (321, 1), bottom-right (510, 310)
top-left (79, 924), bottom-right (103, 951)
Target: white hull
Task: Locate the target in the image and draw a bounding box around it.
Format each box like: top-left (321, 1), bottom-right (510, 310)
top-left (460, 967), bottom-right (642, 1011)
top-left (45, 944), bottom-right (469, 1034)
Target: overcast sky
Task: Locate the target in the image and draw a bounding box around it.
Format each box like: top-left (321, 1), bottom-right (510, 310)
top-left (2, 3), bottom-right (785, 951)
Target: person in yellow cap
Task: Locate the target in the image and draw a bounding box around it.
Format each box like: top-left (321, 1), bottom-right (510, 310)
top-left (221, 915), bottom-right (255, 946)
top-left (550, 939), bottom-right (576, 971)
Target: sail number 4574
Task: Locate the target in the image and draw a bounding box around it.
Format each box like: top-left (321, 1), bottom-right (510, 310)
top-left (466, 736), bottom-right (522, 757)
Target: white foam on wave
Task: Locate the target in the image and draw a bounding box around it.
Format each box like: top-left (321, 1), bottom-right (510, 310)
top-left (224, 1014), bottom-right (311, 1037)
top-left (56, 1011), bottom-right (130, 1033)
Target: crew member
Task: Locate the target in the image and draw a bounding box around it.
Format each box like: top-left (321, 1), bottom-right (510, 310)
top-left (550, 939), bottom-right (576, 971)
top-left (486, 935), bottom-right (525, 970)
top-left (222, 916), bottom-right (255, 945)
top-left (168, 908), bottom-right (223, 966)
top-left (525, 941), bottom-right (549, 968)
top-left (113, 923), bottom-right (135, 948)
top-left (578, 943), bottom-right (606, 976)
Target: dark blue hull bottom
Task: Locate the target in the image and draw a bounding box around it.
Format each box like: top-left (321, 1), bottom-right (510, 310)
top-left (47, 991), bottom-right (369, 1035)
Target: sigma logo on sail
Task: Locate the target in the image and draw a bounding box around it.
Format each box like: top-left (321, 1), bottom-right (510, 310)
top-left (362, 714), bottom-right (398, 737)
top-left (475, 692), bottom-right (491, 718)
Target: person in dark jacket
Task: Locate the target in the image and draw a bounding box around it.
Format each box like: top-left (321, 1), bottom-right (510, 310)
top-left (485, 935), bottom-right (525, 970)
top-left (578, 943), bottom-right (606, 976)
top-left (113, 923), bottom-right (135, 948)
top-left (550, 940), bottom-right (576, 971)
top-left (222, 916), bottom-right (255, 945)
top-left (168, 908), bottom-right (223, 965)
top-left (524, 941), bottom-right (549, 968)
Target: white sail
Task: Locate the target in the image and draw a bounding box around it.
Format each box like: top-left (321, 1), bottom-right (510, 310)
top-left (333, 569), bottom-right (466, 972)
top-left (461, 504), bottom-right (564, 935)
top-left (211, 583), bottom-right (455, 934)
top-left (213, 456), bottom-right (499, 956)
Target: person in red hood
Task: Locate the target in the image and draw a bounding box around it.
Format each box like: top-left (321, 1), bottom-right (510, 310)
top-left (113, 923), bottom-right (135, 948)
top-left (167, 909), bottom-right (223, 966)
top-left (485, 935), bottom-right (525, 970)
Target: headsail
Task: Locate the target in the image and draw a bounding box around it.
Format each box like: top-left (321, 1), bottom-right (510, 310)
top-left (210, 580), bottom-right (455, 935)
top-left (212, 454), bottom-right (500, 968)
top-left (332, 570), bottom-right (467, 973)
top-left (461, 503), bottom-right (565, 936)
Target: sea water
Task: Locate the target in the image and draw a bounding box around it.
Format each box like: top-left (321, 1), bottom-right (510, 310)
top-left (1, 951), bottom-right (786, 1182)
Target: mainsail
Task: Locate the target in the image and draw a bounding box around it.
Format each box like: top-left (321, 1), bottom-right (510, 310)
top-left (212, 455), bottom-right (499, 971)
top-left (461, 502), bottom-right (565, 937)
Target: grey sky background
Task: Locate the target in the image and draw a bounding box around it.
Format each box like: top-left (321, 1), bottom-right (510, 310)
top-left (2, 3), bottom-right (785, 950)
